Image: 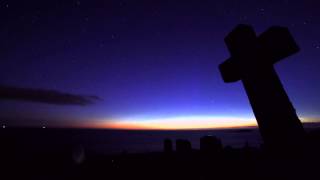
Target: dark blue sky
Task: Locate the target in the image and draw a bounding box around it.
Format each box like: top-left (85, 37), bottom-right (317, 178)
top-left (1, 0), bottom-right (320, 129)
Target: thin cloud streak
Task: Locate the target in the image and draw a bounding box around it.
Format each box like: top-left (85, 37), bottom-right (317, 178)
top-left (0, 85), bottom-right (101, 106)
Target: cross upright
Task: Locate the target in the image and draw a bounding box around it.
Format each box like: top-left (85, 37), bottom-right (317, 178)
top-left (219, 24), bottom-right (305, 150)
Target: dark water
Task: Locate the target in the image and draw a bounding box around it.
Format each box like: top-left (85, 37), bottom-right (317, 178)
top-left (1, 128), bottom-right (262, 155)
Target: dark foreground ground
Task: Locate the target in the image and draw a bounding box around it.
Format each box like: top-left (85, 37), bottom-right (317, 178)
top-left (1, 128), bottom-right (320, 180)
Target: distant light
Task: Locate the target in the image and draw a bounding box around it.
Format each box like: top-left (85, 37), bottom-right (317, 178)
top-left (2, 125), bottom-right (6, 129)
top-left (42, 126), bottom-right (46, 129)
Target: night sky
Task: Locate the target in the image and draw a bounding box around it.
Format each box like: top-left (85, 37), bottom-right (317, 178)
top-left (1, 0), bottom-right (320, 129)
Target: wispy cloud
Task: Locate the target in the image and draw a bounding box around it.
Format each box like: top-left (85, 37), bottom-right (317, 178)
top-left (0, 85), bottom-right (101, 106)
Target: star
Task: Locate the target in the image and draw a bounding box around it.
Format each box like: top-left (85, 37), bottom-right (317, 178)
top-left (31, 15), bottom-right (39, 24)
top-left (120, 17), bottom-right (127, 23)
top-left (258, 8), bottom-right (265, 15)
top-left (239, 15), bottom-right (248, 21)
top-left (152, 10), bottom-right (160, 17)
top-left (313, 43), bottom-right (320, 49)
top-left (71, 58), bottom-right (77, 63)
top-left (81, 27), bottom-right (87, 33)
top-left (99, 42), bottom-right (105, 48)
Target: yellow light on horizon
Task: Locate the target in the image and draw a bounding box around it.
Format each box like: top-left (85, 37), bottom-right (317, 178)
top-left (96, 116), bottom-right (258, 130)
top-left (69, 116), bottom-right (320, 130)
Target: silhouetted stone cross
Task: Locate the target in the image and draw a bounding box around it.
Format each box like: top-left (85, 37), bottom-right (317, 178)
top-left (219, 24), bottom-right (305, 150)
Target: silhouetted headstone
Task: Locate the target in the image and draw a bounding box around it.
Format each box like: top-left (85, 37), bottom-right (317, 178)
top-left (164, 138), bottom-right (173, 153)
top-left (200, 135), bottom-right (222, 153)
top-left (176, 139), bottom-right (192, 153)
top-left (219, 24), bottom-right (305, 151)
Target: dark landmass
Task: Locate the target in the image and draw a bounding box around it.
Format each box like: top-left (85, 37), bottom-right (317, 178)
top-left (1, 125), bottom-right (320, 180)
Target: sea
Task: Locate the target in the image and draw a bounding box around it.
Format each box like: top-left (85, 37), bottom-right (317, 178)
top-left (1, 127), bottom-right (263, 155)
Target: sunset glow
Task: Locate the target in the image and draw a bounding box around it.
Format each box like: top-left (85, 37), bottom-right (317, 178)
top-left (95, 116), bottom-right (258, 130)
top-left (74, 116), bottom-right (320, 130)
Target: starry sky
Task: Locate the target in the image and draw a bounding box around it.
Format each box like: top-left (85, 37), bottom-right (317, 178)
top-left (1, 0), bottom-right (320, 129)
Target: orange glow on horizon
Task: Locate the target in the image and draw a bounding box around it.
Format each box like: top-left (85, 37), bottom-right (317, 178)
top-left (90, 116), bottom-right (259, 130)
top-left (65, 116), bottom-right (320, 130)
top-left (79, 116), bottom-right (320, 130)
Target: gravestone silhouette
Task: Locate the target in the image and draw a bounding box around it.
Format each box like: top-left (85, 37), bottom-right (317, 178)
top-left (219, 24), bottom-right (305, 150)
